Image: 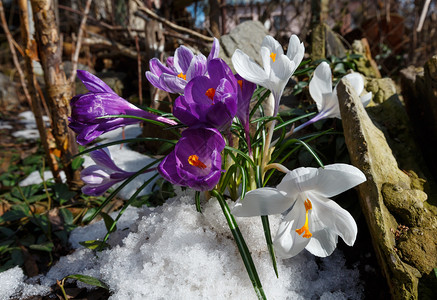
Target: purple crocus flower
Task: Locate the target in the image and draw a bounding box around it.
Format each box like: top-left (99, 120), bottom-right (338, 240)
top-left (158, 127), bottom-right (225, 191)
top-left (235, 74), bottom-right (256, 151)
top-left (146, 38), bottom-right (220, 94)
top-left (173, 58), bottom-right (238, 131)
top-left (69, 70), bottom-right (177, 145)
top-left (81, 147), bottom-right (137, 196)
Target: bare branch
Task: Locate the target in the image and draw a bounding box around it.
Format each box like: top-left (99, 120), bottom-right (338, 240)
top-left (133, 0), bottom-right (215, 43)
top-left (70, 0), bottom-right (92, 83)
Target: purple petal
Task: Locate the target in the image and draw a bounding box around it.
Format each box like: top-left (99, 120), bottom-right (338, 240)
top-left (186, 54), bottom-right (207, 81)
top-left (145, 71), bottom-right (167, 91)
top-left (158, 151), bottom-right (186, 186)
top-left (159, 73), bottom-right (186, 94)
top-left (89, 148), bottom-right (124, 172)
top-left (174, 45), bottom-right (194, 73)
top-left (207, 38), bottom-right (220, 63)
top-left (185, 76), bottom-right (216, 106)
top-left (173, 95), bottom-right (201, 126)
top-left (149, 58), bottom-right (176, 77)
top-left (77, 70), bottom-right (114, 94)
top-left (208, 58), bottom-right (237, 89)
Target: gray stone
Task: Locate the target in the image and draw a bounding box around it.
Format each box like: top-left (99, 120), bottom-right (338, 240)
top-left (218, 21), bottom-right (268, 72)
top-left (337, 79), bottom-right (437, 300)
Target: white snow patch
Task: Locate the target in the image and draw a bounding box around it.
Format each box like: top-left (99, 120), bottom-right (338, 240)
top-left (1, 190), bottom-right (363, 299)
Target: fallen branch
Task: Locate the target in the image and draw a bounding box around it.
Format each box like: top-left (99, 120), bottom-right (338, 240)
top-left (133, 0), bottom-right (214, 43)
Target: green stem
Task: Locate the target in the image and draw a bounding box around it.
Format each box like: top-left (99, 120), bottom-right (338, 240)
top-left (211, 190), bottom-right (267, 300)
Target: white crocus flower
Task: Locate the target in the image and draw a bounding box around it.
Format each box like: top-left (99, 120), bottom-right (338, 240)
top-left (231, 163), bottom-right (366, 258)
top-left (309, 61), bottom-right (372, 119)
top-left (232, 35), bottom-right (304, 115)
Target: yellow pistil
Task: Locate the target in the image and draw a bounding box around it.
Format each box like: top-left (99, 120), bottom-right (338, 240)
top-left (205, 88), bottom-right (216, 103)
top-left (270, 52), bottom-right (276, 62)
top-left (188, 155), bottom-right (207, 169)
top-left (295, 199), bottom-right (312, 238)
top-left (178, 72), bottom-right (187, 80)
top-left (237, 80), bottom-right (243, 90)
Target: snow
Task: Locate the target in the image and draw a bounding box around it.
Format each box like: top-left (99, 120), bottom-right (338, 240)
top-left (2, 111), bottom-right (365, 299)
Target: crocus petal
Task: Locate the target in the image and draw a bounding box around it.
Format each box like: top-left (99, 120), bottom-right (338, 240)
top-left (173, 95), bottom-right (201, 126)
top-left (342, 73), bottom-right (364, 95)
top-left (273, 200), bottom-right (311, 258)
top-left (145, 71), bottom-right (166, 91)
top-left (186, 54), bottom-right (207, 81)
top-left (81, 166), bottom-right (108, 185)
top-left (174, 45), bottom-right (194, 73)
top-left (148, 58), bottom-right (176, 77)
top-left (277, 167), bottom-right (318, 196)
top-left (89, 148), bottom-right (124, 172)
top-left (305, 226), bottom-right (338, 257)
top-left (319, 92), bottom-right (341, 119)
top-left (207, 38), bottom-right (220, 63)
top-left (232, 49), bottom-right (269, 86)
top-left (309, 164), bottom-right (366, 197)
top-left (77, 70), bottom-right (114, 94)
top-left (82, 180), bottom-right (117, 196)
top-left (262, 35), bottom-right (284, 56)
top-left (286, 35), bottom-right (305, 74)
top-left (310, 195), bottom-right (358, 246)
top-left (309, 62), bottom-right (333, 109)
top-left (231, 187), bottom-right (292, 217)
top-left (360, 92), bottom-right (372, 107)
top-left (159, 73), bottom-right (186, 94)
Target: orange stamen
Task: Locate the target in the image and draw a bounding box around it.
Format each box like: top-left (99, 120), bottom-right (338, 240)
top-left (205, 88), bottom-right (216, 103)
top-left (188, 155), bottom-right (207, 169)
top-left (295, 199), bottom-right (312, 238)
top-left (270, 52), bottom-right (276, 62)
top-left (237, 80), bottom-right (243, 90)
top-left (178, 72), bottom-right (187, 80)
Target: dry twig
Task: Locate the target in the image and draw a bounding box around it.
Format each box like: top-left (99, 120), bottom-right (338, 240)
top-left (70, 0), bottom-right (92, 83)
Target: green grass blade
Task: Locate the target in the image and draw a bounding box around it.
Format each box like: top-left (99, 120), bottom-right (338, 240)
top-left (261, 216), bottom-right (278, 278)
top-left (211, 190), bottom-right (267, 300)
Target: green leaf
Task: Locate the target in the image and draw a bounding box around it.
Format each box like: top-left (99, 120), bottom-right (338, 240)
top-left (101, 212), bottom-right (117, 233)
top-left (72, 156), bottom-right (85, 170)
top-left (29, 241), bottom-right (54, 252)
top-left (0, 208), bottom-right (28, 223)
top-left (65, 274), bottom-right (109, 289)
top-left (53, 183), bottom-right (76, 204)
top-left (79, 240), bottom-right (109, 250)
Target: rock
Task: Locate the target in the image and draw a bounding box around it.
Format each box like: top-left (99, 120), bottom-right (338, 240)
top-left (366, 77), bottom-right (397, 104)
top-left (218, 21), bottom-right (268, 71)
top-left (351, 39), bottom-right (381, 78)
top-left (400, 56), bottom-right (437, 182)
top-left (337, 79), bottom-right (437, 300)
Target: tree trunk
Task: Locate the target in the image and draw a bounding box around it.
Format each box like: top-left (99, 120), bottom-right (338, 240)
top-left (30, 0), bottom-right (82, 190)
top-left (15, 0), bottom-right (62, 184)
top-left (209, 0), bottom-right (221, 37)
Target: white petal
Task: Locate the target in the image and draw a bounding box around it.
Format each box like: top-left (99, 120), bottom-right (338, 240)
top-left (271, 54), bottom-right (294, 81)
top-left (262, 35), bottom-right (283, 56)
top-left (311, 163), bottom-right (366, 197)
top-left (360, 92), bottom-right (372, 107)
top-left (277, 167), bottom-right (318, 196)
top-left (273, 199), bottom-right (311, 258)
top-left (231, 187), bottom-right (292, 217)
top-left (305, 227), bottom-right (338, 257)
top-left (310, 195), bottom-right (358, 246)
top-left (260, 46), bottom-right (272, 75)
top-left (342, 73), bottom-right (364, 95)
top-left (286, 35), bottom-right (305, 74)
top-left (309, 62), bottom-right (333, 107)
top-left (232, 50), bottom-right (269, 86)
top-left (319, 91), bottom-right (341, 119)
